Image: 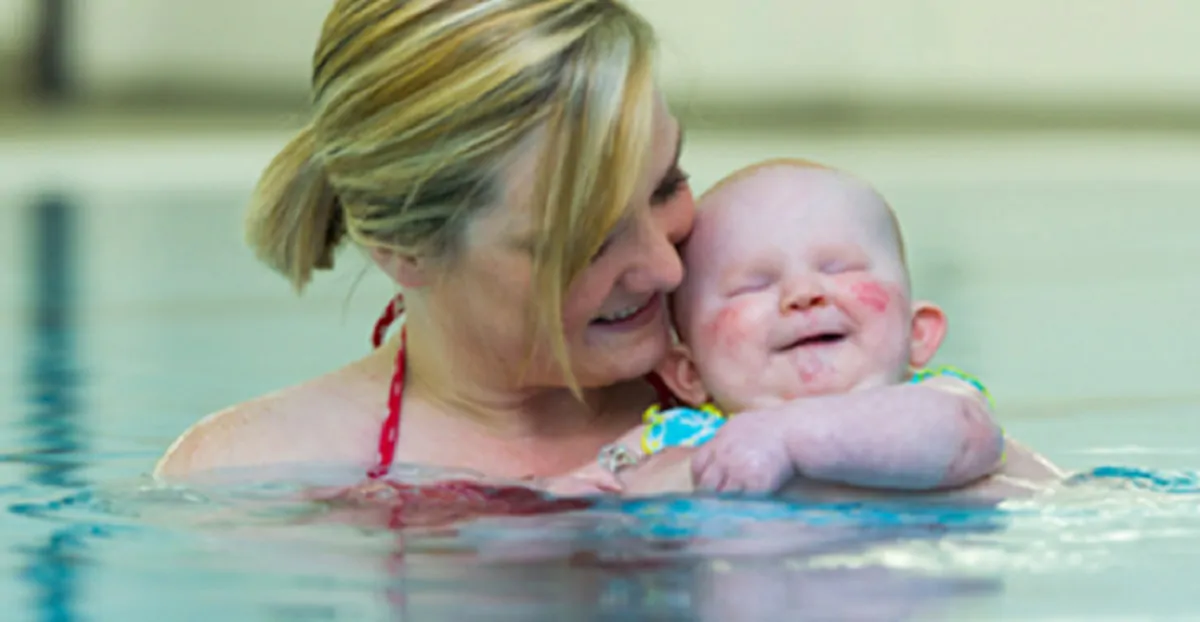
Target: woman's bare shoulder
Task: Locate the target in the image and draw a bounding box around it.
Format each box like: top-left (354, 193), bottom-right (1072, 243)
top-left (153, 375), bottom-right (383, 482)
top-left (1000, 437), bottom-right (1068, 481)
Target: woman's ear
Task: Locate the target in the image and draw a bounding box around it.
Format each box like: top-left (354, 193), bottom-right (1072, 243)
top-left (655, 344), bottom-right (710, 407)
top-left (909, 301), bottom-right (948, 369)
top-left (370, 247), bottom-right (429, 288)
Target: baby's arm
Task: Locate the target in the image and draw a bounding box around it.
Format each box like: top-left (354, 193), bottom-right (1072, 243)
top-left (691, 375), bottom-right (1006, 493)
top-left (543, 372), bottom-right (1024, 498)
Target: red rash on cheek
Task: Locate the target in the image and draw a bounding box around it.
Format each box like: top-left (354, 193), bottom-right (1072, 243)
top-left (701, 305), bottom-right (751, 353)
top-left (850, 281), bottom-right (891, 313)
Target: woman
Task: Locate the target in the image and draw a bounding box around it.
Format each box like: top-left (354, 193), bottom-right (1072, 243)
top-left (155, 0), bottom-right (1012, 495)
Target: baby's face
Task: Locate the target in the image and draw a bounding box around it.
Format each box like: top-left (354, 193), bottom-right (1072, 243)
top-left (666, 164), bottom-right (943, 413)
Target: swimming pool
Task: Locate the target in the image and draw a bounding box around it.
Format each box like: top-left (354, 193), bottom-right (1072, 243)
top-left (3, 125), bottom-right (1200, 620)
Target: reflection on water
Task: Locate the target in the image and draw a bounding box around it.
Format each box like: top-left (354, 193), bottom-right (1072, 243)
top-left (372, 495), bottom-right (1007, 621)
top-left (21, 478), bottom-right (1012, 621)
top-left (6, 468), bottom-right (1200, 621)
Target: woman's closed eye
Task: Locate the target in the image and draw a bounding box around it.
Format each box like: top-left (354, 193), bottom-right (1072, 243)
top-left (590, 233), bottom-right (617, 263)
top-left (591, 168), bottom-right (691, 262)
top-left (651, 166), bottom-right (690, 204)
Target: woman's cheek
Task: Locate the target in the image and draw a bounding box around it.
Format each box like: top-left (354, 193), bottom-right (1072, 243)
top-left (562, 266), bottom-right (620, 329)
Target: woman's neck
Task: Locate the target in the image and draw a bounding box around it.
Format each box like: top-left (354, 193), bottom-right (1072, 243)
top-left (400, 312), bottom-right (648, 439)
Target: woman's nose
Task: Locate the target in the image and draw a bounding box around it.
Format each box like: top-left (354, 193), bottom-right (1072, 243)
top-left (627, 224), bottom-right (684, 295)
top-left (625, 189), bottom-right (695, 294)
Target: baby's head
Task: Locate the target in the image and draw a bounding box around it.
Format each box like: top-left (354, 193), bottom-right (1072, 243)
top-left (657, 159), bottom-right (947, 413)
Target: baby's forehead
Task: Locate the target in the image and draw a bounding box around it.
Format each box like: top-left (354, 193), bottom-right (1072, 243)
top-left (709, 165), bottom-right (869, 214)
top-left (696, 166), bottom-right (890, 246)
top-left (678, 164), bottom-right (906, 295)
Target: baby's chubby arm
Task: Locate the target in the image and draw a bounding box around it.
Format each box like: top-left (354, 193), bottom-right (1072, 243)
top-left (691, 376), bottom-right (1006, 494)
top-left (536, 375), bottom-right (1009, 498)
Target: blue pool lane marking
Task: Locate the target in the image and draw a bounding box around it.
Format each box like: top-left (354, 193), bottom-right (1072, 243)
top-left (17, 192), bottom-right (86, 622)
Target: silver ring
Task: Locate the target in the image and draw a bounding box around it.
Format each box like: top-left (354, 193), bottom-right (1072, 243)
top-left (597, 443), bottom-right (643, 474)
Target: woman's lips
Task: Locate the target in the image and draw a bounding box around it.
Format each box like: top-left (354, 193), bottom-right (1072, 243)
top-left (591, 296), bottom-right (661, 330)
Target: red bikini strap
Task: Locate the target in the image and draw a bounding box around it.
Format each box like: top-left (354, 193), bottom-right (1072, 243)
top-left (368, 295), bottom-right (405, 479)
top-left (369, 325), bottom-right (406, 479)
top-left (372, 294), bottom-right (404, 349)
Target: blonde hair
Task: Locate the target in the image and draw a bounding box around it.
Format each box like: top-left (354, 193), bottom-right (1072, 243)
top-left (245, 0), bottom-right (658, 391)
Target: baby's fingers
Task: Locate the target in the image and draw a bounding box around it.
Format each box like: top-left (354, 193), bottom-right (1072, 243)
top-left (692, 448), bottom-right (730, 492)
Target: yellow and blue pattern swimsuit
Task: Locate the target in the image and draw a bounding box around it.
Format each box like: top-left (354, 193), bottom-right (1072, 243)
top-left (639, 365), bottom-right (994, 456)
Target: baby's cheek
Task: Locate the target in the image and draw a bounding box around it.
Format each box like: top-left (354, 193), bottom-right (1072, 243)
top-left (845, 278), bottom-right (911, 371)
top-left (849, 280), bottom-right (893, 313)
top-left (698, 302), bottom-right (758, 355)
top-left (693, 302), bottom-right (763, 405)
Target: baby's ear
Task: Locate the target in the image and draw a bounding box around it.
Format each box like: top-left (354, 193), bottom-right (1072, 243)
top-left (909, 301), bottom-right (948, 369)
top-left (655, 344), bottom-right (709, 407)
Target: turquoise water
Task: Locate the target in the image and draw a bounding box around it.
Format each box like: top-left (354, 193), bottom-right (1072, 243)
top-left (4, 130), bottom-right (1200, 620)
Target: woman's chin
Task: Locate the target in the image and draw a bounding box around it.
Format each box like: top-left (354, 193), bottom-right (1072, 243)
top-left (577, 327), bottom-right (672, 386)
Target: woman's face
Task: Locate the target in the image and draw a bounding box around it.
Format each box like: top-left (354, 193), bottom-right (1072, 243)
top-left (425, 93), bottom-right (695, 391)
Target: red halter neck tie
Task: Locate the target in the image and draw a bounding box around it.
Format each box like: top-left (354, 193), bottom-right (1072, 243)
top-left (367, 295), bottom-right (406, 480)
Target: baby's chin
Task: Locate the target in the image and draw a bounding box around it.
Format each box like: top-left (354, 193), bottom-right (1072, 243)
top-left (845, 372), bottom-right (898, 393)
top-left (715, 390), bottom-right (818, 414)
top-left (721, 375), bottom-right (894, 412)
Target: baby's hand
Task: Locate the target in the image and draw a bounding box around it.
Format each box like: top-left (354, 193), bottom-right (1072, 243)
top-left (690, 412), bottom-right (797, 494)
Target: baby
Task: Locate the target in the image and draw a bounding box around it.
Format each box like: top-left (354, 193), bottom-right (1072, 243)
top-left (552, 159), bottom-right (1061, 499)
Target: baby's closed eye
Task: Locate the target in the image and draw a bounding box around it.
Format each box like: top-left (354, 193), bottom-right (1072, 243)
top-left (818, 258), bottom-right (868, 274)
top-left (724, 272), bottom-right (776, 297)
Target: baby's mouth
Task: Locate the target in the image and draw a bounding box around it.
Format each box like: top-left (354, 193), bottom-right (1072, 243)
top-left (779, 332), bottom-right (847, 351)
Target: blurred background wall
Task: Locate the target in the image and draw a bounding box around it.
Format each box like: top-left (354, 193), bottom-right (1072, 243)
top-left (1, 1), bottom-right (1198, 418)
top-left (5, 1), bottom-right (1200, 117)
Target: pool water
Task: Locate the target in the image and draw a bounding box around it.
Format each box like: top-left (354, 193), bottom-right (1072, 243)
top-left (3, 127), bottom-right (1200, 621)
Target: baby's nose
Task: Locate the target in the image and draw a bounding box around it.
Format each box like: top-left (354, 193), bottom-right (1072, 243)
top-left (780, 277), bottom-right (827, 313)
